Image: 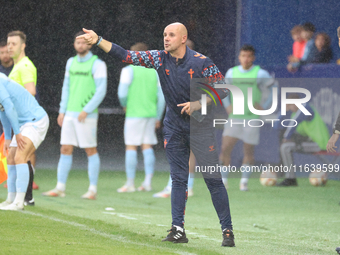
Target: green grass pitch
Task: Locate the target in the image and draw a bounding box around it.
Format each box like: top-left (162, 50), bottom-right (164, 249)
top-left (0, 169), bottom-right (339, 255)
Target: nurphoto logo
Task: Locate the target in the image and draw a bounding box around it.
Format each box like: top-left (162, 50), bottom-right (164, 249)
top-left (199, 85), bottom-right (312, 128)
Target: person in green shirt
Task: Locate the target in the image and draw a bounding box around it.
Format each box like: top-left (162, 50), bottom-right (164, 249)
top-left (7, 30), bottom-right (38, 205)
top-left (220, 45), bottom-right (276, 191)
top-left (42, 31), bottom-right (107, 200)
top-left (117, 42), bottom-right (165, 193)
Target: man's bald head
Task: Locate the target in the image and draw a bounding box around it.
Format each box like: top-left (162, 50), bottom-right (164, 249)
top-left (165, 22), bottom-right (188, 37)
top-left (163, 22), bottom-right (188, 56)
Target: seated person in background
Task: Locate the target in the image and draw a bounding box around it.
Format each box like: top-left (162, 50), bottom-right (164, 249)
top-left (287, 22), bottom-right (316, 72)
top-left (311, 32), bottom-right (333, 63)
top-left (287, 25), bottom-right (306, 63)
top-left (275, 94), bottom-right (329, 186)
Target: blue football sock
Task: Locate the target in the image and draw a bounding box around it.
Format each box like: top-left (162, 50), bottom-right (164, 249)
top-left (57, 154), bottom-right (73, 184)
top-left (241, 164), bottom-right (252, 181)
top-left (168, 175), bottom-right (194, 189)
top-left (88, 153), bottom-right (100, 186)
top-left (188, 174), bottom-right (194, 189)
top-left (7, 165), bottom-right (16, 193)
top-left (167, 175), bottom-right (172, 188)
top-left (15, 163), bottom-right (29, 193)
top-left (221, 169), bottom-right (229, 179)
top-left (143, 148), bottom-right (155, 176)
top-left (126, 150), bottom-right (137, 180)
top-left (142, 148), bottom-right (155, 187)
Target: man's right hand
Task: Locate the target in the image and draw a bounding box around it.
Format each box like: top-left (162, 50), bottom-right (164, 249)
top-left (57, 113), bottom-right (65, 127)
top-left (16, 133), bottom-right (26, 151)
top-left (77, 28), bottom-right (98, 45)
top-left (3, 140), bottom-right (11, 156)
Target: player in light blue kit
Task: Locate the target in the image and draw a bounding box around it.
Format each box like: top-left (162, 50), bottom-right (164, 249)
top-left (0, 73), bottom-right (49, 210)
top-left (220, 45), bottom-right (276, 191)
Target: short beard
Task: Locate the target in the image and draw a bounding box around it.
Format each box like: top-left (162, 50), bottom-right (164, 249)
top-left (77, 49), bottom-right (89, 55)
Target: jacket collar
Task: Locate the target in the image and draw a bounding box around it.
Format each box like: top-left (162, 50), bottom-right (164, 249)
top-left (169, 46), bottom-right (190, 65)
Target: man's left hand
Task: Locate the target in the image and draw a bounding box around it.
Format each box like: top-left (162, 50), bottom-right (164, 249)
top-left (78, 111), bottom-right (88, 122)
top-left (177, 101), bottom-right (201, 115)
top-left (327, 134), bottom-right (340, 153)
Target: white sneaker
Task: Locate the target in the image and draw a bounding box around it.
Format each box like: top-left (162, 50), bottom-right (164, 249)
top-left (81, 190), bottom-right (97, 200)
top-left (117, 185), bottom-right (135, 193)
top-left (0, 200), bottom-right (12, 208)
top-left (138, 184), bottom-right (152, 192)
top-left (153, 186), bottom-right (172, 198)
top-left (188, 188), bottom-right (194, 197)
top-left (42, 188), bottom-right (66, 197)
top-left (240, 182), bottom-right (249, 191)
top-left (0, 202), bottom-right (24, 211)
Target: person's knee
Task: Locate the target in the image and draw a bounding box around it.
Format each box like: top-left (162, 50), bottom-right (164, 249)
top-left (126, 145), bottom-right (137, 151)
top-left (61, 145), bottom-right (73, 155)
top-left (243, 154), bottom-right (254, 164)
top-left (14, 152), bottom-right (28, 164)
top-left (171, 173), bottom-right (188, 187)
top-left (280, 143), bottom-right (293, 154)
top-left (205, 178), bottom-right (224, 192)
top-left (142, 144), bottom-right (152, 150)
top-left (7, 149), bottom-right (16, 165)
top-left (85, 147), bottom-right (97, 156)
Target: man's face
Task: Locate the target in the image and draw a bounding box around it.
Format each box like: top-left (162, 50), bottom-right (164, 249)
top-left (287, 104), bottom-right (298, 112)
top-left (163, 25), bottom-right (185, 52)
top-left (292, 33), bottom-right (302, 42)
top-left (7, 36), bottom-right (24, 59)
top-left (74, 37), bottom-right (91, 55)
top-left (315, 35), bottom-right (326, 51)
top-left (0, 45), bottom-right (11, 64)
top-left (238, 50), bottom-right (255, 69)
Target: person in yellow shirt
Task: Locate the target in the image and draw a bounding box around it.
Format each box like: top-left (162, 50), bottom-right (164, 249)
top-left (7, 31), bottom-right (39, 206)
top-left (8, 31), bottom-right (36, 96)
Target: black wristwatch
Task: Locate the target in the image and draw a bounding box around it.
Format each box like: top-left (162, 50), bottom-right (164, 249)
top-left (333, 128), bottom-right (340, 134)
top-left (96, 36), bottom-right (103, 46)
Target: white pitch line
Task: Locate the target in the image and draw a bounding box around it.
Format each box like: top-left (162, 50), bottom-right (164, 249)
top-left (23, 211), bottom-right (196, 255)
top-left (102, 212), bottom-right (137, 220)
top-left (102, 212), bottom-right (116, 215)
top-left (117, 214), bottom-right (137, 220)
top-left (103, 212), bottom-right (220, 242)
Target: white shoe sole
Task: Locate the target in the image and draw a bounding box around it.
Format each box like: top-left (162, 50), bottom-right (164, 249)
top-left (0, 205), bottom-right (24, 211)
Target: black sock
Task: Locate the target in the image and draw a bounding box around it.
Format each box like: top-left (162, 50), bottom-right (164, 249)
top-left (24, 161), bottom-right (34, 201)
